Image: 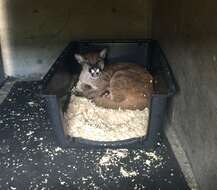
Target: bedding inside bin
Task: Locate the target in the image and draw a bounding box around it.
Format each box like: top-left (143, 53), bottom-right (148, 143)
top-left (64, 95), bottom-right (149, 142)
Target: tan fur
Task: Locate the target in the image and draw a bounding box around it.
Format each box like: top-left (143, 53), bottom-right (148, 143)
top-left (75, 51), bottom-right (153, 110)
top-left (92, 63), bottom-right (153, 110)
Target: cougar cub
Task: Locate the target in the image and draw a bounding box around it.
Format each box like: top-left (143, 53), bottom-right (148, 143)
top-left (74, 49), bottom-right (153, 110)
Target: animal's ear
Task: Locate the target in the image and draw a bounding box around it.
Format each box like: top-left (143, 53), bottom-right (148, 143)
top-left (99, 48), bottom-right (107, 59)
top-left (74, 54), bottom-right (85, 64)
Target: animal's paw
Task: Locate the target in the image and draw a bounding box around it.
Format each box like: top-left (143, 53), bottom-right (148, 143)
top-left (71, 87), bottom-right (83, 97)
top-left (86, 91), bottom-right (98, 99)
top-left (102, 90), bottom-right (110, 98)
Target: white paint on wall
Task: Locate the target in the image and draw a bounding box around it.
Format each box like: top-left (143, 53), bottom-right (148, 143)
top-left (0, 0), bottom-right (13, 76)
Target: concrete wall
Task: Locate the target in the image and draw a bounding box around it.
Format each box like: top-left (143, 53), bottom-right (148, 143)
top-left (0, 47), bottom-right (4, 84)
top-left (0, 0), bottom-right (152, 77)
top-left (152, 0), bottom-right (217, 189)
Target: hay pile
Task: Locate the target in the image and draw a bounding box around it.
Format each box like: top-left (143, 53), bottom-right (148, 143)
top-left (64, 96), bottom-right (149, 142)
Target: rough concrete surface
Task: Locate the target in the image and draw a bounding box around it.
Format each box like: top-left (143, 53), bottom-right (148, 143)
top-left (165, 126), bottom-right (199, 190)
top-left (152, 0), bottom-right (217, 189)
top-left (0, 49), bottom-right (4, 84)
top-left (0, 0), bottom-right (152, 77)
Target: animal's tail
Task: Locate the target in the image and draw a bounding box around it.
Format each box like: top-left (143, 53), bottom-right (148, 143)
top-left (93, 96), bottom-right (149, 110)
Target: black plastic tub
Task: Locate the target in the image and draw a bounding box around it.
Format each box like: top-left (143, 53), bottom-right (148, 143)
top-left (41, 40), bottom-right (177, 150)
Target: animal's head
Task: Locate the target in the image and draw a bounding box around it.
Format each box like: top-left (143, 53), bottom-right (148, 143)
top-left (74, 49), bottom-right (107, 79)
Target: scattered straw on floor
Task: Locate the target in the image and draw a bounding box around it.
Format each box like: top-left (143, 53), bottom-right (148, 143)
top-left (64, 95), bottom-right (149, 142)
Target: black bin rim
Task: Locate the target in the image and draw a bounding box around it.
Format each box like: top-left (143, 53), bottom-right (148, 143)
top-left (42, 39), bottom-right (177, 149)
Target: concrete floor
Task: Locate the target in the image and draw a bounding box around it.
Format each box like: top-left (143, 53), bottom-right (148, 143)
top-left (165, 127), bottom-right (199, 190)
top-left (0, 78), bottom-right (196, 190)
top-left (0, 82), bottom-right (189, 190)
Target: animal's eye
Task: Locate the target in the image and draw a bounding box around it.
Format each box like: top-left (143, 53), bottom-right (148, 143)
top-left (91, 69), bottom-right (94, 73)
top-left (96, 69), bottom-right (100, 72)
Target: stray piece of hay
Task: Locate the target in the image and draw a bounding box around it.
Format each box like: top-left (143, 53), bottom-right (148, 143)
top-left (64, 96), bottom-right (149, 142)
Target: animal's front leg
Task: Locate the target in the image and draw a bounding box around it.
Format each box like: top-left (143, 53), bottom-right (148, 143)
top-left (100, 89), bottom-right (111, 98)
top-left (73, 81), bottom-right (89, 96)
top-left (83, 87), bottom-right (110, 99)
top-left (75, 81), bottom-right (85, 92)
top-left (74, 81), bottom-right (105, 99)
top-left (83, 89), bottom-right (100, 99)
